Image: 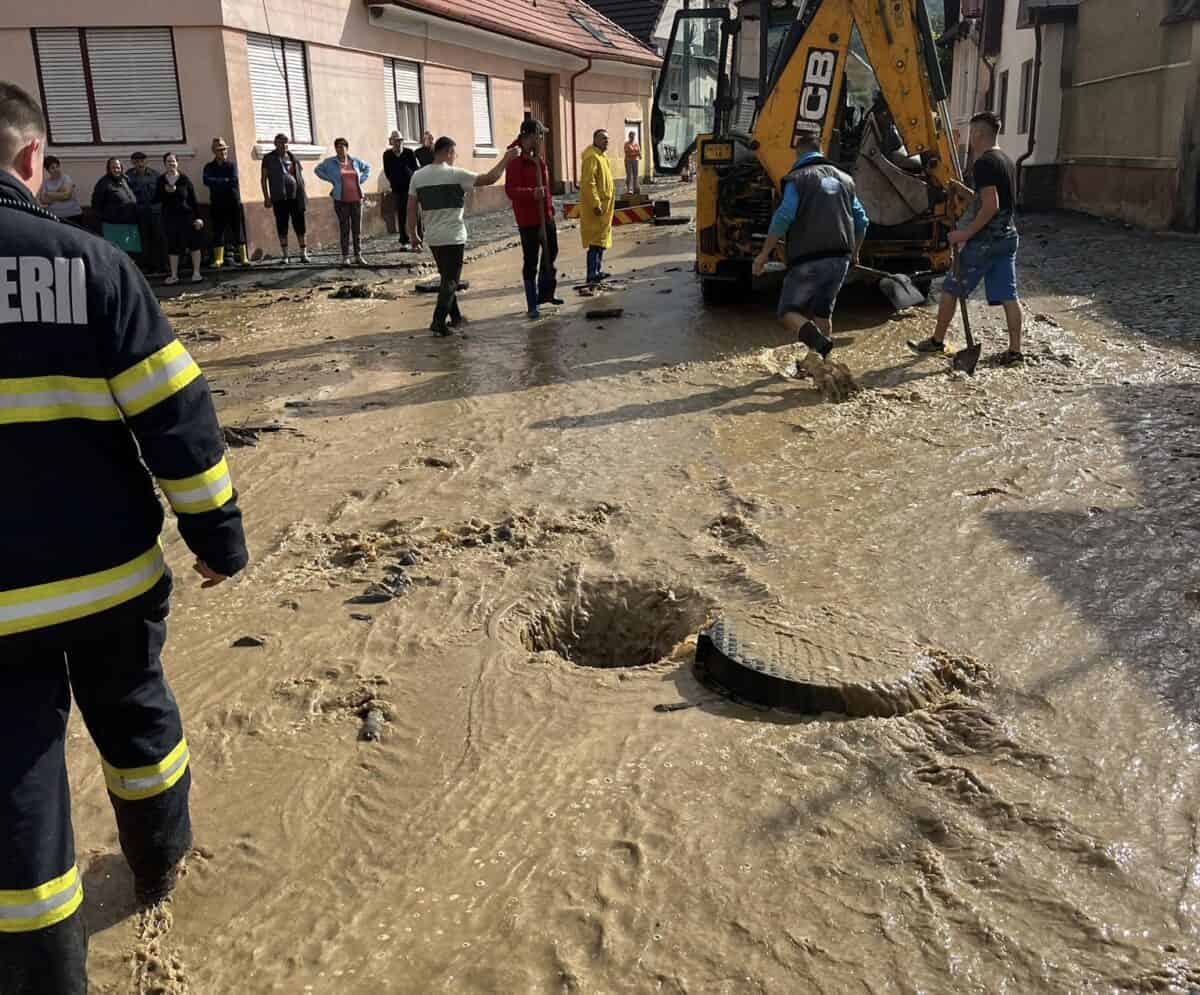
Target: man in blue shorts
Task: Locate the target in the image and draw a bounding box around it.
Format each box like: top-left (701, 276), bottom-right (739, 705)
top-left (753, 123), bottom-right (869, 361)
top-left (910, 111), bottom-right (1023, 364)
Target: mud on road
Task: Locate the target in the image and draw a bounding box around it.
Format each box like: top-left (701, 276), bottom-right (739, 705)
top-left (82, 203), bottom-right (1200, 994)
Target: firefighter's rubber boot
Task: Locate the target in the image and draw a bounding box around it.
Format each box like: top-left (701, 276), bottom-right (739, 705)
top-left (211, 246), bottom-right (225, 269)
top-left (797, 320), bottom-right (834, 359)
top-left (523, 278), bottom-right (540, 319)
top-left (238, 244), bottom-right (251, 266)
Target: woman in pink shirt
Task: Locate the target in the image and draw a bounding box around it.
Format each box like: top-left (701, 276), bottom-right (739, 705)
top-left (315, 138), bottom-right (371, 265)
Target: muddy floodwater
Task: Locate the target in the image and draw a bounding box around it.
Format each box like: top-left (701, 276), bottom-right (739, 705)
top-left (78, 199), bottom-right (1200, 994)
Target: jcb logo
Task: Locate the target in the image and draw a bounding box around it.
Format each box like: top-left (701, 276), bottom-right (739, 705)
top-left (792, 47), bottom-right (838, 145)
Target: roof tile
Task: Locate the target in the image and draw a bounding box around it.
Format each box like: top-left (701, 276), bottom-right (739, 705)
top-left (378, 0), bottom-right (662, 65)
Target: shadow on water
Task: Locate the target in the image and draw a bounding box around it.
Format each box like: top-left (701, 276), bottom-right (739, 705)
top-left (986, 383), bottom-right (1200, 719)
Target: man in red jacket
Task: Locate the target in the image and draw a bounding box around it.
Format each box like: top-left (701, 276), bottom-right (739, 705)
top-left (505, 119), bottom-right (562, 319)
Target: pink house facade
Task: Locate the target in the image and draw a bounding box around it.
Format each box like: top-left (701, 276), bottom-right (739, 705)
top-left (0, 0), bottom-right (659, 251)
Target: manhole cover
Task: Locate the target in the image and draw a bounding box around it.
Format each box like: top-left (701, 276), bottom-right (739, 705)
top-left (520, 575), bottom-right (711, 669)
top-left (696, 611), bottom-right (987, 716)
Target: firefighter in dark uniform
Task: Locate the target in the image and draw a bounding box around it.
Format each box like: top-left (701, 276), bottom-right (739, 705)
top-left (0, 83), bottom-right (248, 994)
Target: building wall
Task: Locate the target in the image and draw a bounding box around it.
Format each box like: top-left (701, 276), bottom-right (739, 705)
top-left (987, 2), bottom-right (1061, 166)
top-left (947, 29), bottom-right (989, 163)
top-left (1057, 0), bottom-right (1195, 228)
top-left (1, 0), bottom-right (654, 252)
top-left (0, 25), bottom-right (234, 205)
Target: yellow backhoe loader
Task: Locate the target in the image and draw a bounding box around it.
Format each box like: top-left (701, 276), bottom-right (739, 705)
top-left (651, 0), bottom-right (967, 307)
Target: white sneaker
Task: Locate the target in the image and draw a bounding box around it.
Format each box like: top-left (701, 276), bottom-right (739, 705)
top-left (299, 249), bottom-right (311, 264)
top-left (191, 271), bottom-right (203, 283)
top-left (341, 256), bottom-right (352, 267)
top-left (164, 275), bottom-right (179, 285)
top-left (280, 254), bottom-right (290, 265)
top-left (354, 254), bottom-right (367, 266)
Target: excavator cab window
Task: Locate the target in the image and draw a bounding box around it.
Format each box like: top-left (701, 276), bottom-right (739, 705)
top-left (651, 8), bottom-right (731, 174)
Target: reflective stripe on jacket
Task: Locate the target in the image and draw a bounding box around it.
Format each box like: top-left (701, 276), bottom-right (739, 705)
top-left (0, 172), bottom-right (248, 638)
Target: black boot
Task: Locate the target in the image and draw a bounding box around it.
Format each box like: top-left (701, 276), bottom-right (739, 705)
top-left (797, 320), bottom-right (834, 359)
top-left (523, 278), bottom-right (540, 319)
top-left (537, 271), bottom-right (563, 305)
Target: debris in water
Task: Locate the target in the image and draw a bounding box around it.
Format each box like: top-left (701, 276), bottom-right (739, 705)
top-left (967, 487), bottom-right (1008, 497)
top-left (346, 572), bottom-right (410, 605)
top-left (232, 635), bottom-right (265, 648)
top-left (797, 352), bottom-right (859, 403)
top-left (349, 612), bottom-right (373, 622)
top-left (329, 283), bottom-right (388, 300)
top-left (415, 277), bottom-right (470, 293)
top-left (223, 424), bottom-right (298, 448)
top-left (359, 708), bottom-right (386, 741)
top-left (586, 308), bottom-right (624, 321)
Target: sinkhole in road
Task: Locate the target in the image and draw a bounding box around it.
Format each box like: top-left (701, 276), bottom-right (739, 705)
top-left (520, 576), bottom-right (711, 669)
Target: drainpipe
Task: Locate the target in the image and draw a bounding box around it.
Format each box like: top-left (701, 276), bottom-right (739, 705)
top-left (569, 55), bottom-right (593, 190)
top-left (1014, 16), bottom-right (1043, 205)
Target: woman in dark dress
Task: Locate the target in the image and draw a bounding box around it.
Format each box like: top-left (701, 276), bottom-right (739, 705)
top-left (154, 153), bottom-right (206, 284)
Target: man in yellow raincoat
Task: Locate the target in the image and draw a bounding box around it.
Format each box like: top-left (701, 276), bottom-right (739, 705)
top-left (579, 129), bottom-right (614, 284)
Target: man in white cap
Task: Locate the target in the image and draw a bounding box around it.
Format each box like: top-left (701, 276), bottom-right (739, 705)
top-left (201, 137), bottom-right (249, 267)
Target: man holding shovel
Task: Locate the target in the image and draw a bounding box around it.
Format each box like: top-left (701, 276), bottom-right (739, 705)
top-left (909, 111), bottom-right (1023, 366)
top-left (505, 118), bottom-right (562, 319)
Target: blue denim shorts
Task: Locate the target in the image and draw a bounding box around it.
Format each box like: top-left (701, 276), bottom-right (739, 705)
top-left (944, 234), bottom-right (1020, 304)
top-left (777, 256), bottom-right (851, 319)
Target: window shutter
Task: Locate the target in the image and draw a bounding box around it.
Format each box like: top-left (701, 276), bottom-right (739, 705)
top-left (247, 34), bottom-right (292, 141)
top-left (33, 29), bottom-right (93, 143)
top-left (384, 60), bottom-right (399, 135)
top-left (471, 75), bottom-right (492, 147)
top-left (86, 28), bottom-right (183, 142)
top-left (393, 60), bottom-right (420, 104)
top-left (283, 40), bottom-right (312, 143)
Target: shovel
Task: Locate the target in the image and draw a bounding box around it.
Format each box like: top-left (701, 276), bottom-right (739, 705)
top-left (950, 250), bottom-right (982, 376)
top-left (853, 265), bottom-right (926, 311)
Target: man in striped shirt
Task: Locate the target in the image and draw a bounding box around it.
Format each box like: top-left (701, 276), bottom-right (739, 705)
top-left (408, 136), bottom-right (517, 335)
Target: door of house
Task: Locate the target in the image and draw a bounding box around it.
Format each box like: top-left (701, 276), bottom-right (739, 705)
top-left (523, 73), bottom-right (555, 184)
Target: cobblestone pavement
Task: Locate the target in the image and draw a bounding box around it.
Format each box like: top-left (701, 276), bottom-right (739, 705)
top-left (1017, 212), bottom-right (1199, 343)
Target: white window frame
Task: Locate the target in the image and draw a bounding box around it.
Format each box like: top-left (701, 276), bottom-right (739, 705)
top-left (246, 33), bottom-right (315, 147)
top-left (471, 74), bottom-right (496, 154)
top-left (385, 58), bottom-right (424, 146)
top-left (31, 27), bottom-right (185, 146)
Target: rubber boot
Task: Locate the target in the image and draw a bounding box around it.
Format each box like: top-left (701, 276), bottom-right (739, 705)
top-left (523, 278), bottom-right (540, 319)
top-left (537, 271), bottom-right (563, 305)
top-left (211, 245), bottom-right (225, 269)
top-left (797, 320), bottom-right (834, 359)
top-left (238, 244), bottom-right (250, 267)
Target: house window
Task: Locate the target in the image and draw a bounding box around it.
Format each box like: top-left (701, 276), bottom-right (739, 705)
top-left (31, 27), bottom-right (184, 145)
top-left (247, 33), bottom-right (313, 145)
top-left (384, 58), bottom-right (423, 143)
top-left (1018, 58), bottom-right (1034, 135)
top-left (471, 74), bottom-right (494, 149)
top-left (996, 69), bottom-right (1009, 133)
